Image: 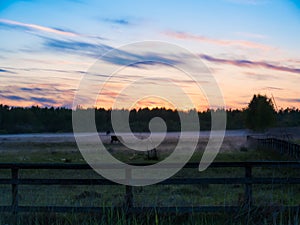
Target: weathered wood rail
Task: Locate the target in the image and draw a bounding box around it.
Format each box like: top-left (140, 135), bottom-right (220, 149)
top-left (247, 135), bottom-right (300, 159)
top-left (0, 161), bottom-right (300, 215)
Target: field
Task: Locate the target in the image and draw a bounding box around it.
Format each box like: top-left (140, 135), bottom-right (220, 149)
top-left (0, 134), bottom-right (299, 225)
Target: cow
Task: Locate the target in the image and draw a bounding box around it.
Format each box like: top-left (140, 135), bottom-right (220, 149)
top-left (146, 148), bottom-right (158, 160)
top-left (110, 135), bottom-right (123, 144)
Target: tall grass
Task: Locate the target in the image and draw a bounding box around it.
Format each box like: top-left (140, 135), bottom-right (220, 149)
top-left (0, 208), bottom-right (299, 225)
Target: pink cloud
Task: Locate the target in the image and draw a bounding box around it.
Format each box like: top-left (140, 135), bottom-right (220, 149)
top-left (0, 19), bottom-right (79, 37)
top-left (164, 30), bottom-right (273, 50)
top-left (200, 54), bottom-right (300, 74)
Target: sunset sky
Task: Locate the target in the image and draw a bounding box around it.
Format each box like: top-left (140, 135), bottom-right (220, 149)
top-left (0, 0), bottom-right (300, 110)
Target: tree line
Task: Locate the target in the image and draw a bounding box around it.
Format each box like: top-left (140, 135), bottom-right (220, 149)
top-left (0, 95), bottom-right (299, 134)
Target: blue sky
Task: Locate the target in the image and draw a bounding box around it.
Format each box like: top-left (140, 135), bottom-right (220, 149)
top-left (0, 0), bottom-right (300, 110)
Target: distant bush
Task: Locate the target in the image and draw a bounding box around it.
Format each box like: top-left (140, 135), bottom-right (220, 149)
top-left (240, 146), bottom-right (248, 152)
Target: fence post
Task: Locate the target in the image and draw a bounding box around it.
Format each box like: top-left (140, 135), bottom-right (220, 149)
top-left (244, 165), bottom-right (253, 209)
top-left (11, 167), bottom-right (19, 225)
top-left (125, 168), bottom-right (133, 211)
top-left (11, 168), bottom-right (19, 214)
top-left (125, 186), bottom-right (133, 208)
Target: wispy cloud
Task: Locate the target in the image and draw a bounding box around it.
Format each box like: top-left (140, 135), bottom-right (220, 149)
top-left (1, 66), bottom-right (85, 75)
top-left (261, 86), bottom-right (283, 91)
top-left (0, 68), bottom-right (16, 74)
top-left (0, 94), bottom-right (26, 101)
top-left (277, 97), bottom-right (300, 103)
top-left (243, 72), bottom-right (279, 81)
top-left (30, 96), bottom-right (57, 104)
top-left (0, 18), bottom-right (105, 40)
top-left (100, 90), bottom-right (127, 99)
top-left (20, 87), bottom-right (43, 92)
top-left (43, 37), bottom-right (112, 58)
top-left (235, 31), bottom-right (268, 39)
top-left (200, 54), bottom-right (300, 74)
top-left (1, 84), bottom-right (75, 95)
top-left (42, 38), bottom-right (182, 67)
top-left (0, 18), bottom-right (80, 37)
top-left (0, 84), bottom-right (75, 107)
top-left (103, 18), bottom-right (131, 26)
top-left (164, 30), bottom-right (273, 50)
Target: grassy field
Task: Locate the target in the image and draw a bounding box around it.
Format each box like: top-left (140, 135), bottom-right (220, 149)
top-left (294, 139), bottom-right (300, 145)
top-left (0, 138), bottom-right (299, 224)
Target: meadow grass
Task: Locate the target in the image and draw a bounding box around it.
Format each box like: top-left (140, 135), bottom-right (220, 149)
top-left (0, 141), bottom-right (299, 224)
top-left (294, 139), bottom-right (300, 145)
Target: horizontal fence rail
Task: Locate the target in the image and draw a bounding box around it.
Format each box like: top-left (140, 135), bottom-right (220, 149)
top-left (247, 135), bottom-right (300, 159)
top-left (0, 161), bottom-right (300, 215)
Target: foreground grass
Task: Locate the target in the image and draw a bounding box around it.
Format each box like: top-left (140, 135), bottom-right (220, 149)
top-left (0, 208), bottom-right (299, 225)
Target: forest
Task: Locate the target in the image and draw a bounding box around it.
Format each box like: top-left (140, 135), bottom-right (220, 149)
top-left (0, 103), bottom-right (300, 134)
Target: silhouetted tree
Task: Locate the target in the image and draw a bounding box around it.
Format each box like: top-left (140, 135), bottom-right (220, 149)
top-left (1, 101), bottom-right (300, 134)
top-left (245, 94), bottom-right (276, 131)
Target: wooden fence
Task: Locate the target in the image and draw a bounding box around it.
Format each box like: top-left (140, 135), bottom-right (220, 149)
top-left (247, 135), bottom-right (300, 159)
top-left (0, 161), bottom-right (300, 215)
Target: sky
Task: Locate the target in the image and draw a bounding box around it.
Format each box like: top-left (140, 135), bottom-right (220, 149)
top-left (0, 0), bottom-right (300, 110)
